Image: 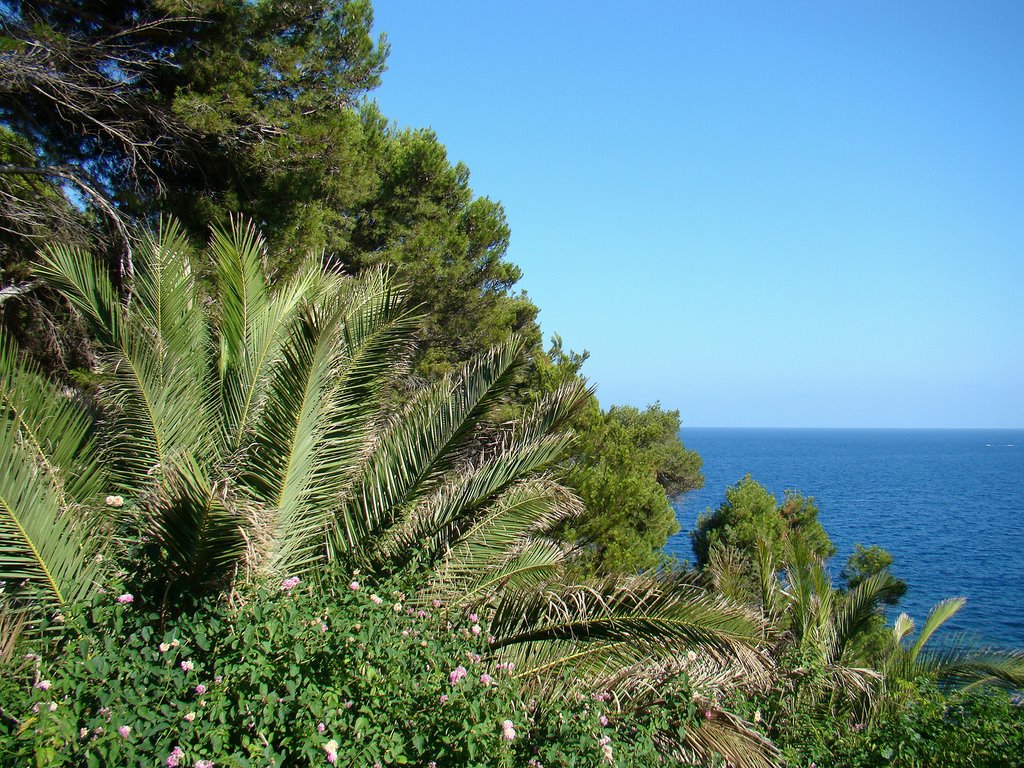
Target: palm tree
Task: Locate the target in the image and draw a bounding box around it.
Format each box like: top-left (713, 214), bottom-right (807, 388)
top-left (2, 219), bottom-right (779, 766)
top-left (879, 598), bottom-right (1024, 707)
top-left (1, 217), bottom-right (594, 601)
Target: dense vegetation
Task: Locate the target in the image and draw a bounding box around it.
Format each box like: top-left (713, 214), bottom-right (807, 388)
top-left (1, 2), bottom-right (1022, 766)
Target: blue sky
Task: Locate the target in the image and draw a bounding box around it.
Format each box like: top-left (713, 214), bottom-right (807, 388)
top-left (370, 1), bottom-right (1024, 428)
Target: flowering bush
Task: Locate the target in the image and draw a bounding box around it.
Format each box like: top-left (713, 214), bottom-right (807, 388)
top-left (0, 570), bottom-right (673, 767)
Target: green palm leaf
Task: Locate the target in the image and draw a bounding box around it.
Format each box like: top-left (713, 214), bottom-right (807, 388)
top-left (492, 573), bottom-right (766, 682)
top-left (243, 271), bottom-right (416, 577)
top-left (0, 334), bottom-right (105, 608)
top-left (332, 336), bottom-right (526, 557)
top-left (425, 478), bottom-right (583, 604)
top-left (0, 418), bottom-right (100, 608)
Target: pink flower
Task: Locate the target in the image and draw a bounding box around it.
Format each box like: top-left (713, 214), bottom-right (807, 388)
top-left (167, 746), bottom-right (185, 767)
top-left (469, 613), bottom-right (479, 623)
top-left (323, 739), bottom-right (339, 763)
top-left (392, 603), bottom-right (403, 613)
top-left (439, 694), bottom-right (449, 704)
top-left (195, 684), bottom-right (207, 695)
top-left (704, 710), bottom-right (713, 720)
top-left (432, 599), bottom-right (442, 608)
top-left (105, 495), bottom-right (124, 507)
top-left (320, 622), bottom-right (328, 632)
top-left (34, 680), bottom-right (51, 691)
top-left (349, 581), bottom-right (360, 591)
top-left (479, 673), bottom-right (493, 686)
top-left (417, 610), bottom-right (427, 618)
top-left (370, 594), bottom-right (383, 605)
top-left (194, 761), bottom-right (214, 768)
top-left (317, 722), bottom-right (326, 733)
top-left (470, 624), bottom-right (482, 636)
top-left (117, 725), bottom-right (131, 738)
top-left (599, 714), bottom-right (609, 726)
top-left (281, 576), bottom-right (301, 591)
top-left (181, 660), bottom-right (194, 672)
top-left (116, 593), bottom-right (134, 604)
top-left (449, 666), bottom-right (468, 685)
top-left (159, 642), bottom-right (170, 652)
top-left (501, 719), bottom-right (516, 740)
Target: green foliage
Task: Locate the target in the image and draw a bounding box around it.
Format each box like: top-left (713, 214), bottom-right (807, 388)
top-left (842, 545), bottom-right (907, 605)
top-left (691, 476), bottom-right (834, 571)
top-left (771, 682), bottom-right (1024, 768)
top-left (2, 222), bottom-right (779, 767)
top-left (524, 336), bottom-right (704, 575)
top-left (1, 2), bottom-right (538, 377)
top-left (569, 405), bottom-right (703, 574)
top-left (0, 220), bottom-right (585, 612)
top-left (0, 571), bottom-right (689, 767)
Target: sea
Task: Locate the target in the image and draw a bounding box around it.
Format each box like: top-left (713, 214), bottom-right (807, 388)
top-left (666, 428), bottom-right (1024, 649)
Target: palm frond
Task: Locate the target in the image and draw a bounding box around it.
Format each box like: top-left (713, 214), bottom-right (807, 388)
top-left (213, 225), bottom-right (328, 457)
top-left (383, 434), bottom-right (576, 565)
top-left (210, 216), bottom-right (270, 377)
top-left (909, 597), bottom-right (966, 663)
top-left (137, 454), bottom-right (246, 592)
top-left (40, 229), bottom-right (214, 488)
top-left (425, 478), bottom-right (583, 604)
top-left (332, 336), bottom-right (527, 557)
top-left (0, 333), bottom-right (105, 610)
top-left (493, 573), bottom-right (767, 688)
top-left (0, 335), bottom-right (104, 507)
top-left (35, 243), bottom-right (121, 346)
top-left (831, 573), bottom-right (903, 665)
top-left (920, 640), bottom-right (1024, 691)
top-left (892, 612), bottom-right (915, 644)
top-left (0, 417), bottom-right (101, 608)
top-left (655, 708), bottom-right (780, 768)
top-left (243, 270), bottom-right (415, 577)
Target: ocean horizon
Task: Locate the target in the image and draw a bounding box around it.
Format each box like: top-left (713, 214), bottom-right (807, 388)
top-left (667, 427), bottom-right (1024, 648)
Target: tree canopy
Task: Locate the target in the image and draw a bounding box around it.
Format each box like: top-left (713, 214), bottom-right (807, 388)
top-left (0, 0), bottom-right (537, 376)
top-left (691, 475), bottom-right (834, 570)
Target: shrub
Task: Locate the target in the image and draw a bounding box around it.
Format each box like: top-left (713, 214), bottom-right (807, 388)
top-left (0, 569), bottom-right (673, 767)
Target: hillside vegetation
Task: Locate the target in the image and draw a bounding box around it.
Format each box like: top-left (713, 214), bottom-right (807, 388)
top-left (1, 3), bottom-right (1022, 766)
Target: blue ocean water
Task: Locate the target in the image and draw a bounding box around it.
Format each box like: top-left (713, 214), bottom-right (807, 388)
top-left (666, 428), bottom-right (1024, 648)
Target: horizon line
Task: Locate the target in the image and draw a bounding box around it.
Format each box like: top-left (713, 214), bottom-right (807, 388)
top-left (680, 425), bottom-right (1024, 431)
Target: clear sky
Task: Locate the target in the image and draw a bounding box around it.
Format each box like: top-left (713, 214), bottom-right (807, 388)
top-left (370, 1), bottom-right (1024, 428)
